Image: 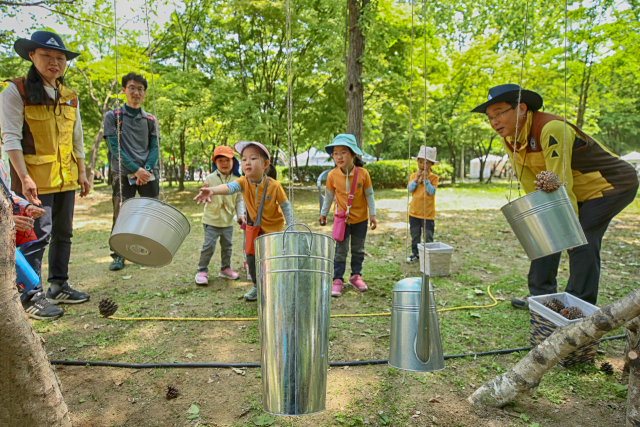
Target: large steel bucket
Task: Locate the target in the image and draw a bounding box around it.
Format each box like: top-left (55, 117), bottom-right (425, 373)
top-left (109, 198), bottom-right (191, 267)
top-left (501, 186), bottom-right (587, 260)
top-left (255, 224), bottom-right (335, 416)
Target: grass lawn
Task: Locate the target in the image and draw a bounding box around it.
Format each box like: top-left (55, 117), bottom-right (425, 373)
top-left (33, 181), bottom-right (639, 427)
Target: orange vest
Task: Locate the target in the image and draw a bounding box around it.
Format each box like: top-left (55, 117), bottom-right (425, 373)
top-left (7, 77), bottom-right (79, 195)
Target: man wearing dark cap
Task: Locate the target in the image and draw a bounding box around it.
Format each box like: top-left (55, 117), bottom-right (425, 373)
top-left (472, 84), bottom-right (638, 307)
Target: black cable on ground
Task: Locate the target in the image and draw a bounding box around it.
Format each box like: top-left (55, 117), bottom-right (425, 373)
top-left (50, 334), bottom-right (626, 369)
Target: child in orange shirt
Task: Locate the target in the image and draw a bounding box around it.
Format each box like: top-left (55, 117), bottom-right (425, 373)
top-left (318, 134), bottom-right (377, 297)
top-left (406, 146), bottom-right (439, 263)
top-left (194, 141), bottom-right (292, 301)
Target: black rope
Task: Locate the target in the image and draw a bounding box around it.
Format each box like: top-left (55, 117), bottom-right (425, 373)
top-left (50, 335), bottom-right (626, 369)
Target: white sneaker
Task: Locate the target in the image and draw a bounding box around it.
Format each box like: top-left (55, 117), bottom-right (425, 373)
top-left (406, 254), bottom-right (419, 263)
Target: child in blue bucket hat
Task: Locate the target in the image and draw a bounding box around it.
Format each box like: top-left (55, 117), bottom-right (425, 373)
top-left (319, 134), bottom-right (377, 297)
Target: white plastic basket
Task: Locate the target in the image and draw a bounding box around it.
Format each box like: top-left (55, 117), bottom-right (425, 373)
top-left (529, 292), bottom-right (599, 327)
top-left (418, 242), bottom-right (453, 277)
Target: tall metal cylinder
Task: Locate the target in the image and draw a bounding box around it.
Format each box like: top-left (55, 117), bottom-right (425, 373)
top-left (255, 224), bottom-right (335, 416)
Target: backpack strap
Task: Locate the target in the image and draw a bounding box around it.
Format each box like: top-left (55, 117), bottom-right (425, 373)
top-left (253, 177), bottom-right (269, 228)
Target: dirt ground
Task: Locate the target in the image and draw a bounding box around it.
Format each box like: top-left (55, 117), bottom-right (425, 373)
top-left (33, 183), bottom-right (638, 427)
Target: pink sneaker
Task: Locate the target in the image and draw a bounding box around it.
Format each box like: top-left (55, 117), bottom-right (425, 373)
top-left (332, 279), bottom-right (344, 297)
top-left (195, 272), bottom-right (209, 285)
top-left (348, 274), bottom-right (368, 292)
top-left (218, 268), bottom-right (239, 280)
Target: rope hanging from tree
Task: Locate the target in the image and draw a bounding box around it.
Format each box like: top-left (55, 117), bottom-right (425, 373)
top-left (112, 0), bottom-right (123, 209)
top-left (143, 0), bottom-right (166, 201)
top-left (507, 0), bottom-right (531, 203)
top-left (421, 0), bottom-right (429, 248)
top-left (286, 0), bottom-right (295, 222)
top-left (404, 0), bottom-right (415, 261)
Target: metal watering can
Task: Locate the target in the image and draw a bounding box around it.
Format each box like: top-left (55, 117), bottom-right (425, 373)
top-left (388, 275), bottom-right (445, 372)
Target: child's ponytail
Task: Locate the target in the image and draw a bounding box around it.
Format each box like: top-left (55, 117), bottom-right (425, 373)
top-left (353, 155), bottom-right (365, 167)
top-left (265, 164), bottom-right (278, 179)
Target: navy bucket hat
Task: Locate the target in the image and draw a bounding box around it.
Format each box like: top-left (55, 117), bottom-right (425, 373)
top-left (471, 84), bottom-right (543, 114)
top-left (14, 31), bottom-right (80, 61)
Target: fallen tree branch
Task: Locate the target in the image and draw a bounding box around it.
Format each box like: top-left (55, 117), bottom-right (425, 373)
top-left (626, 316), bottom-right (640, 427)
top-left (468, 288), bottom-right (640, 408)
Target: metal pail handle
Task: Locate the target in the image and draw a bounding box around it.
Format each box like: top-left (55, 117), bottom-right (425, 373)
top-left (282, 223), bottom-right (313, 256)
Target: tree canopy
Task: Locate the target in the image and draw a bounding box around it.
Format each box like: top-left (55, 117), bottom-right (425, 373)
top-left (1, 0), bottom-right (639, 185)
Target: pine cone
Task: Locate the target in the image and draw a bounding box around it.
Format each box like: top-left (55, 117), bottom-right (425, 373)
top-left (559, 306), bottom-right (585, 320)
top-left (543, 298), bottom-right (565, 313)
top-left (600, 361), bottom-right (614, 375)
top-left (165, 385), bottom-right (179, 399)
top-left (98, 298), bottom-right (118, 317)
top-left (534, 170), bottom-right (562, 192)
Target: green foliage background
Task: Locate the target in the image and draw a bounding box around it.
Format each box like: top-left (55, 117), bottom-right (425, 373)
top-left (1, 0), bottom-right (639, 186)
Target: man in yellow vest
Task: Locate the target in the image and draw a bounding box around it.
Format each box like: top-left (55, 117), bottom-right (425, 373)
top-left (472, 84), bottom-right (638, 307)
top-left (0, 31), bottom-right (91, 319)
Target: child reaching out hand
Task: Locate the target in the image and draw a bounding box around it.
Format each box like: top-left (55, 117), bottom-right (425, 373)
top-left (194, 141), bottom-right (292, 301)
top-left (318, 134), bottom-right (377, 297)
top-left (194, 146), bottom-right (245, 286)
top-left (406, 146), bottom-right (439, 264)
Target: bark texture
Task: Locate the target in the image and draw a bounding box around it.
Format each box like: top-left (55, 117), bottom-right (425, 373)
top-left (345, 0), bottom-right (369, 150)
top-left (0, 192), bottom-right (72, 426)
top-left (468, 288), bottom-right (640, 408)
top-left (626, 316), bottom-right (640, 427)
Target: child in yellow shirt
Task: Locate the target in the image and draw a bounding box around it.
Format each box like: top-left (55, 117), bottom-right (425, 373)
top-left (194, 141), bottom-right (292, 301)
top-left (318, 134), bottom-right (377, 297)
top-left (195, 146), bottom-right (245, 285)
top-left (406, 146), bottom-right (439, 263)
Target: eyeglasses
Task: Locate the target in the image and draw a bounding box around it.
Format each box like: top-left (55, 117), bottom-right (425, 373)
top-left (126, 86), bottom-right (145, 93)
top-left (485, 106), bottom-right (515, 124)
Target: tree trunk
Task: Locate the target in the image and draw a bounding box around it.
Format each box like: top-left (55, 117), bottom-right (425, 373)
top-left (345, 0), bottom-right (370, 150)
top-left (0, 192), bottom-right (72, 426)
top-left (85, 120), bottom-right (105, 186)
top-left (576, 49), bottom-right (592, 129)
top-left (626, 316), bottom-right (640, 427)
top-left (459, 149), bottom-right (465, 181)
top-left (178, 128), bottom-right (186, 192)
top-left (469, 287), bottom-right (640, 408)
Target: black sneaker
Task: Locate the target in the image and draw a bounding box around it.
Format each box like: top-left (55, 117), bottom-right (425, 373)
top-left (22, 292), bottom-right (64, 320)
top-left (46, 282), bottom-right (90, 304)
top-left (511, 294), bottom-right (532, 309)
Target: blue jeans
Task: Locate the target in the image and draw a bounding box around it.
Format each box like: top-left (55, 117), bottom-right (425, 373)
top-left (333, 219), bottom-right (368, 281)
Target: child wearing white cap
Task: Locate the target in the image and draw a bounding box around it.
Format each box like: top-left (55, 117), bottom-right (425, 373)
top-left (406, 146), bottom-right (439, 263)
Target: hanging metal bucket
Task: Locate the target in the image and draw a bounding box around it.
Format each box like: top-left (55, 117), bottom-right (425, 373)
top-left (255, 224), bottom-right (335, 416)
top-left (109, 198), bottom-right (191, 267)
top-left (501, 186), bottom-right (587, 260)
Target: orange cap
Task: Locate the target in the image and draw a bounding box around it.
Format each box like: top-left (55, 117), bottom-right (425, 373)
top-left (213, 145), bottom-right (235, 160)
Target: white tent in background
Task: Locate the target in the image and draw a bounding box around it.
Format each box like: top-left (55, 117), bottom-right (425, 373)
top-left (621, 151), bottom-right (640, 164)
top-left (289, 147), bottom-right (380, 167)
top-left (469, 154), bottom-right (509, 179)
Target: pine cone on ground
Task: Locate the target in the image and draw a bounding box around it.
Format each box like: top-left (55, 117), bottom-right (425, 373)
top-left (600, 361), bottom-right (614, 375)
top-left (559, 306), bottom-right (585, 320)
top-left (543, 298), bottom-right (565, 313)
top-left (98, 298), bottom-right (118, 317)
top-left (534, 170), bottom-right (562, 192)
top-left (165, 385), bottom-right (179, 399)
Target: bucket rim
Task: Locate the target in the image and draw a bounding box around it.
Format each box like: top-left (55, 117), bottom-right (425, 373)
top-left (500, 186), bottom-right (568, 212)
top-left (120, 197), bottom-right (191, 234)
